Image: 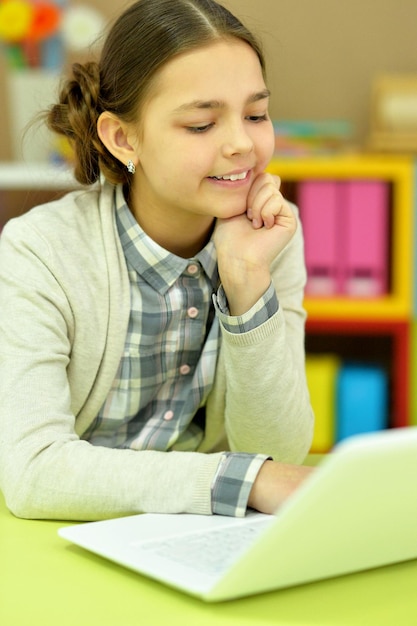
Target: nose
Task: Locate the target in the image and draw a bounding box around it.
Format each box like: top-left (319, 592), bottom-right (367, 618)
top-left (221, 120), bottom-right (254, 157)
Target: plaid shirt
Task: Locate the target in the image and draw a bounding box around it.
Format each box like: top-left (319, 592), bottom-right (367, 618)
top-left (86, 188), bottom-right (272, 516)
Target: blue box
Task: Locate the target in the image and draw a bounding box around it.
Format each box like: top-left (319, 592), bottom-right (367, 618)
top-left (336, 364), bottom-right (388, 442)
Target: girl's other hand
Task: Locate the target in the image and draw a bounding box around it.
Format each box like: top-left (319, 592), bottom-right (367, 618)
top-left (248, 460), bottom-right (315, 515)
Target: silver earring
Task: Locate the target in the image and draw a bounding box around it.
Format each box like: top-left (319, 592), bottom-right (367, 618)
top-left (127, 160), bottom-right (136, 174)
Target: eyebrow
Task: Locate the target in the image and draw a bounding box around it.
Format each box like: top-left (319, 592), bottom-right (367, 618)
top-left (172, 89), bottom-right (271, 113)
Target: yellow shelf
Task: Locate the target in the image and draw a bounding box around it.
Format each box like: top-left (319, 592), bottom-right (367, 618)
top-left (267, 153), bottom-right (412, 179)
top-left (268, 154), bottom-right (414, 321)
top-left (303, 295), bottom-right (409, 321)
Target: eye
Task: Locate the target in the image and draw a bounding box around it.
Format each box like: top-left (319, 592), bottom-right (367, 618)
top-left (246, 114), bottom-right (269, 123)
top-left (186, 123), bottom-right (214, 133)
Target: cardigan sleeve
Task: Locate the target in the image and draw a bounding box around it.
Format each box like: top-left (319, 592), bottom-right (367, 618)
top-left (205, 208), bottom-right (314, 463)
top-left (0, 202), bottom-right (224, 521)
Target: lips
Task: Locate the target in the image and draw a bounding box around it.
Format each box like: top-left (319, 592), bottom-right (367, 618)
top-left (209, 170), bottom-right (249, 181)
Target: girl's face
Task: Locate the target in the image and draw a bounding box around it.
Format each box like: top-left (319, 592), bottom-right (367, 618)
top-left (130, 38), bottom-right (275, 235)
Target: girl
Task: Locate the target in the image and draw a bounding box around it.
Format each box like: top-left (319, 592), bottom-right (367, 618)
top-left (0, 0), bottom-right (314, 521)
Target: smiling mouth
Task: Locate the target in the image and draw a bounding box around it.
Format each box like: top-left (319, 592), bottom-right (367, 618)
top-left (209, 171), bottom-right (249, 181)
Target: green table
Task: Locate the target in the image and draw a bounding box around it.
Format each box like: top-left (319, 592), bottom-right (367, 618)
top-left (1, 489), bottom-right (417, 626)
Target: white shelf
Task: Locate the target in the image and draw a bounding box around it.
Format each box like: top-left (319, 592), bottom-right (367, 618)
top-left (0, 162), bottom-right (77, 190)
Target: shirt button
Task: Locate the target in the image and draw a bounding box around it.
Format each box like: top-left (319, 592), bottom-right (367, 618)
top-left (187, 306), bottom-right (199, 318)
top-left (163, 410), bottom-right (174, 421)
top-left (179, 364), bottom-right (191, 375)
top-left (187, 263), bottom-right (199, 275)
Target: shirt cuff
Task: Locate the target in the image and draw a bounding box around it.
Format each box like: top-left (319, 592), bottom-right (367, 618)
top-left (213, 281), bottom-right (279, 334)
top-left (211, 452), bottom-right (270, 517)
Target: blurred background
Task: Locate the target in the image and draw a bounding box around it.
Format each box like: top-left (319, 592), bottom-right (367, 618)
top-left (0, 0), bottom-right (416, 160)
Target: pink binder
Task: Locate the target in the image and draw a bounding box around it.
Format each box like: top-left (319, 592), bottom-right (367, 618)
top-left (298, 181), bottom-right (341, 295)
top-left (342, 181), bottom-right (389, 297)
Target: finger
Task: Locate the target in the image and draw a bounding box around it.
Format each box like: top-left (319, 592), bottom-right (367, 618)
top-left (260, 194), bottom-right (286, 229)
top-left (247, 173), bottom-right (281, 212)
top-left (260, 195), bottom-right (296, 230)
top-left (247, 173), bottom-right (280, 209)
top-left (251, 184), bottom-right (287, 229)
top-left (249, 182), bottom-right (278, 228)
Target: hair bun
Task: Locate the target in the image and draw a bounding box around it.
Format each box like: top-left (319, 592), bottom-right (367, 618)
top-left (47, 61), bottom-right (103, 185)
top-left (70, 62), bottom-right (101, 111)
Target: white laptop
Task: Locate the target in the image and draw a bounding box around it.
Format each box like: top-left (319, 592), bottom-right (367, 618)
top-left (58, 427), bottom-right (417, 602)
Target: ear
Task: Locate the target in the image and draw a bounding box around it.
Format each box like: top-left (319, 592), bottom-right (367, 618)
top-left (97, 112), bottom-right (138, 168)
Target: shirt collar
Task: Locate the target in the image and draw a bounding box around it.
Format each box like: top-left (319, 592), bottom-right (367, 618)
top-left (114, 185), bottom-right (219, 295)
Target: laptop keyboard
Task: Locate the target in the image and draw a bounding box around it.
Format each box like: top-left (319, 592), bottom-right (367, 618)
top-left (138, 518), bottom-right (272, 576)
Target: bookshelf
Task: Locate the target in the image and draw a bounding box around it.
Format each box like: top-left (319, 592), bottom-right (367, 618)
top-left (0, 162), bottom-right (77, 228)
top-left (268, 154), bottom-right (414, 449)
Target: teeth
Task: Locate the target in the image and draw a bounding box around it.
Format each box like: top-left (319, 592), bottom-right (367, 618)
top-left (213, 171), bottom-right (247, 181)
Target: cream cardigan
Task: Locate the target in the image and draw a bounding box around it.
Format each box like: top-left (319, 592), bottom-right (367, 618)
top-left (0, 181), bottom-right (313, 520)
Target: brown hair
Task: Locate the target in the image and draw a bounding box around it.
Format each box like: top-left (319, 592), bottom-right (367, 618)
top-left (47, 0), bottom-right (266, 186)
